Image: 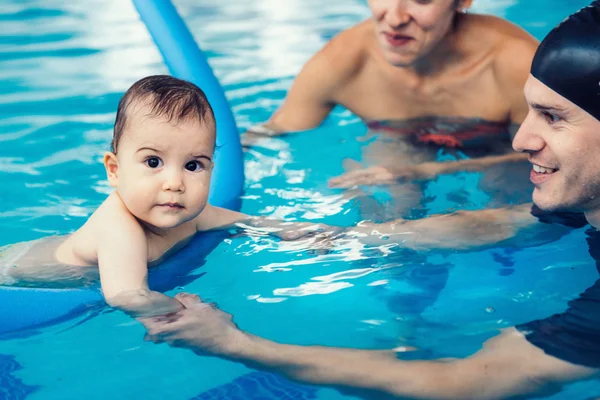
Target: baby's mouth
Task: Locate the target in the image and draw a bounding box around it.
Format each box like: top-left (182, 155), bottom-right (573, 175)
top-left (158, 202), bottom-right (184, 209)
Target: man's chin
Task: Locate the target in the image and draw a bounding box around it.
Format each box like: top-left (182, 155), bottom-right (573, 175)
top-left (532, 191), bottom-right (563, 213)
top-left (532, 193), bottom-right (577, 213)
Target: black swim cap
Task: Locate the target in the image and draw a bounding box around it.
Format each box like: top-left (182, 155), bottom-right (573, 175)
top-left (531, 1), bottom-right (600, 121)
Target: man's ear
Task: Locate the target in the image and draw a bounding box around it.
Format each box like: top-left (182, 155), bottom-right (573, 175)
top-left (459, 0), bottom-right (473, 12)
top-left (103, 152), bottom-right (119, 188)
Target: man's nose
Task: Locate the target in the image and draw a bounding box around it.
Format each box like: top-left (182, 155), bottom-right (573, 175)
top-left (512, 114), bottom-right (546, 154)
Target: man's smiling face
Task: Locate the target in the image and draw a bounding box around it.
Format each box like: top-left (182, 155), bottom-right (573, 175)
top-left (513, 75), bottom-right (600, 213)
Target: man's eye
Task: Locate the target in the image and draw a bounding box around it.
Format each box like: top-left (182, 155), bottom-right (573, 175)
top-left (185, 160), bottom-right (203, 172)
top-left (543, 112), bottom-right (561, 124)
top-left (145, 157), bottom-right (163, 168)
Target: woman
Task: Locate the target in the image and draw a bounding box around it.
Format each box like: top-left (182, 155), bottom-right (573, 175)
top-left (246, 0), bottom-right (538, 214)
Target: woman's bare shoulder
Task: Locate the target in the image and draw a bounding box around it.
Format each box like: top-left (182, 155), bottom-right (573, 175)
top-left (458, 14), bottom-right (538, 84)
top-left (313, 19), bottom-right (374, 82)
top-left (462, 14), bottom-right (538, 49)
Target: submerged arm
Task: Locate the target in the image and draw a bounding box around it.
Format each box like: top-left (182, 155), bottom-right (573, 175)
top-left (198, 203), bottom-right (566, 251)
top-left (347, 203), bottom-right (542, 250)
top-left (421, 152), bottom-right (527, 175)
top-left (228, 329), bottom-right (596, 399)
top-left (145, 295), bottom-right (598, 400)
top-left (198, 202), bottom-right (577, 252)
top-left (329, 152), bottom-right (528, 188)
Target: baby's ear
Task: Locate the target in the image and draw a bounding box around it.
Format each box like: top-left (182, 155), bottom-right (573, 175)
top-left (103, 152), bottom-right (119, 187)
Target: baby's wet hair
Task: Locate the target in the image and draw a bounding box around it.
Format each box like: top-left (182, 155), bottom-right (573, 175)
top-left (112, 75), bottom-right (216, 153)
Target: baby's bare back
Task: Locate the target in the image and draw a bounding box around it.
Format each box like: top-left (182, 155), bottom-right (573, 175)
top-left (0, 236), bottom-right (99, 288)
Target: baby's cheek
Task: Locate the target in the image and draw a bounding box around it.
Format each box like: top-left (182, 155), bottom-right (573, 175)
top-left (120, 185), bottom-right (152, 215)
top-left (188, 177), bottom-right (211, 195)
top-left (125, 198), bottom-right (147, 219)
top-left (188, 193), bottom-right (209, 216)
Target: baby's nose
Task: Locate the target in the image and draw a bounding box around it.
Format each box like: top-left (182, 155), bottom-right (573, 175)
top-left (163, 170), bottom-right (185, 192)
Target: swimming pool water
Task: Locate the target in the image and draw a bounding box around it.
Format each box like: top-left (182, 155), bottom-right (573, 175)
top-left (0, 0), bottom-right (597, 399)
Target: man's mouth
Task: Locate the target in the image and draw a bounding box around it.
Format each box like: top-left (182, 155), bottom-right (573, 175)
top-left (530, 163), bottom-right (558, 185)
top-left (532, 164), bottom-right (557, 174)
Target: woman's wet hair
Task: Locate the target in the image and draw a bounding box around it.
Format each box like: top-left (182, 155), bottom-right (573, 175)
top-left (112, 75), bottom-right (216, 153)
top-left (531, 1), bottom-right (600, 121)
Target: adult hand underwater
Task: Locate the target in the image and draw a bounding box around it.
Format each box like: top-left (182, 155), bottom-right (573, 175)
top-left (243, 0), bottom-right (537, 188)
top-left (328, 152), bottom-right (526, 189)
top-left (143, 3), bottom-right (600, 399)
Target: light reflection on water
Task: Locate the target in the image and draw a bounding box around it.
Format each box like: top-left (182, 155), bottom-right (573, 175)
top-left (0, 0), bottom-right (597, 399)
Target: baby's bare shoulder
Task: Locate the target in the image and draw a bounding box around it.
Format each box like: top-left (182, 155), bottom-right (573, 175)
top-left (89, 193), bottom-right (141, 231)
top-left (69, 194), bottom-right (146, 261)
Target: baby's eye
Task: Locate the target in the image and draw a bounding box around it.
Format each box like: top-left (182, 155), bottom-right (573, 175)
top-left (185, 160), bottom-right (204, 172)
top-left (145, 157), bottom-right (163, 168)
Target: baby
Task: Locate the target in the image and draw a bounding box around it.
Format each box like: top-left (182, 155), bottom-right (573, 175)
top-left (0, 75), bottom-right (331, 317)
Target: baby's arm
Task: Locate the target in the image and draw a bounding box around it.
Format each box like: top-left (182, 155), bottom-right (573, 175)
top-left (195, 205), bottom-right (247, 231)
top-left (196, 205), bottom-right (341, 240)
top-left (96, 211), bottom-right (183, 318)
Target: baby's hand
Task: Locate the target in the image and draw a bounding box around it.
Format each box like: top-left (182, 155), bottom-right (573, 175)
top-left (235, 219), bottom-right (345, 252)
top-left (271, 221), bottom-right (342, 241)
top-left (271, 222), bottom-right (347, 255)
top-left (111, 290), bottom-right (185, 319)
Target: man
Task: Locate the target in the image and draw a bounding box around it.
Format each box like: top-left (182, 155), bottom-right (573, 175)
top-left (143, 2), bottom-right (600, 398)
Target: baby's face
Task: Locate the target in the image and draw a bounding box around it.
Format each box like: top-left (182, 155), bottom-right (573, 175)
top-left (108, 106), bottom-right (215, 230)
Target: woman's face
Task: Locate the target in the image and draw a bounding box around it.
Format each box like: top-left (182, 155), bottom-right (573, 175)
top-left (368, 0), bottom-right (466, 66)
